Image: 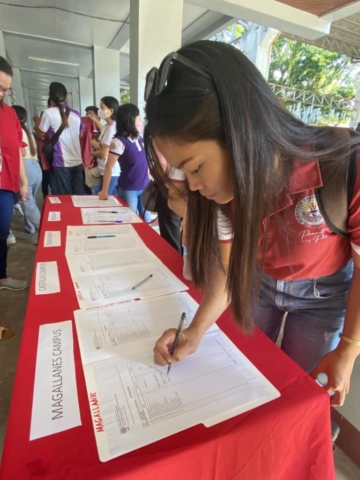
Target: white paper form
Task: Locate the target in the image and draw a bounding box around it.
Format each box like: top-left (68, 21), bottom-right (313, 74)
top-left (72, 195), bottom-right (120, 207)
top-left (81, 207), bottom-right (142, 225)
top-left (65, 234), bottom-right (145, 255)
top-left (44, 231), bottom-right (61, 247)
top-left (36, 261), bottom-right (60, 294)
top-left (83, 331), bottom-right (280, 461)
top-left (30, 321), bottom-right (81, 440)
top-left (72, 265), bottom-right (188, 309)
top-left (66, 224), bottom-right (137, 239)
top-left (66, 247), bottom-right (161, 277)
top-left (48, 211), bottom-right (61, 221)
top-left (74, 293), bottom-right (208, 363)
top-left (48, 197), bottom-right (61, 204)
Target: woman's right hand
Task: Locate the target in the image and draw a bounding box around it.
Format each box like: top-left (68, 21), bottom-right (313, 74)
top-left (153, 326), bottom-right (203, 366)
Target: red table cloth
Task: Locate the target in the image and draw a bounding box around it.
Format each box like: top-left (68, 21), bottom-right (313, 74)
top-left (0, 196), bottom-right (335, 480)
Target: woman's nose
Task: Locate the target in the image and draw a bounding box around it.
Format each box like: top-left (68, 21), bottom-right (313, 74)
top-left (187, 176), bottom-right (203, 192)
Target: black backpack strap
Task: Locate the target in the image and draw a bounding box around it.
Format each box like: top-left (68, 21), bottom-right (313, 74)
top-left (315, 129), bottom-right (358, 238)
top-left (49, 106), bottom-right (70, 146)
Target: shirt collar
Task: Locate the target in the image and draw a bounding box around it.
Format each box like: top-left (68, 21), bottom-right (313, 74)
top-left (286, 159), bottom-right (323, 194)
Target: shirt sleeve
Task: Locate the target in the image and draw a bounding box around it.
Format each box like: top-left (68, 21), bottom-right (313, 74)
top-left (109, 138), bottom-right (125, 156)
top-left (80, 120), bottom-right (84, 132)
top-left (217, 209), bottom-right (233, 243)
top-left (348, 150), bottom-right (360, 253)
top-left (169, 167), bottom-right (186, 182)
top-left (39, 110), bottom-right (51, 133)
top-left (101, 126), bottom-right (115, 147)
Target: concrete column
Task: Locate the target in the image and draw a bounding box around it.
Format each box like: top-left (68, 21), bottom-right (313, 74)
top-left (79, 77), bottom-right (94, 115)
top-left (22, 86), bottom-right (31, 129)
top-left (240, 23), bottom-right (280, 80)
top-left (0, 30), bottom-right (11, 106)
top-left (11, 68), bottom-right (24, 106)
top-left (93, 46), bottom-right (120, 105)
top-left (72, 90), bottom-right (81, 113)
top-left (130, 0), bottom-right (183, 115)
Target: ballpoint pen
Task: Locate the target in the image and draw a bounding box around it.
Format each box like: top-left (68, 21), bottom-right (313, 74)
top-left (87, 235), bottom-right (116, 239)
top-left (129, 274), bottom-right (153, 291)
top-left (167, 312), bottom-right (186, 375)
top-left (97, 220), bottom-right (123, 224)
top-left (97, 211), bottom-right (119, 214)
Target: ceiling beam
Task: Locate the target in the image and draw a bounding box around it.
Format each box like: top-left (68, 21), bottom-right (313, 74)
top-left (322, 2), bottom-right (360, 22)
top-left (182, 12), bottom-right (234, 45)
top-left (184, 0), bottom-right (331, 40)
top-left (108, 14), bottom-right (130, 50)
top-left (3, 30), bottom-right (92, 49)
top-left (20, 68), bottom-right (78, 79)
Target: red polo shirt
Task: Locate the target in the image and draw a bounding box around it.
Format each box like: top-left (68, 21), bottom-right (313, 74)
top-left (0, 103), bottom-right (25, 192)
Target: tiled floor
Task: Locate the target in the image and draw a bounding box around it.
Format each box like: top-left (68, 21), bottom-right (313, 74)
top-left (1, 204), bottom-right (360, 479)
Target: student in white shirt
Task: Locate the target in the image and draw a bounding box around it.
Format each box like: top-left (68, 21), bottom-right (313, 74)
top-left (33, 82), bottom-right (84, 195)
top-left (90, 96), bottom-right (120, 195)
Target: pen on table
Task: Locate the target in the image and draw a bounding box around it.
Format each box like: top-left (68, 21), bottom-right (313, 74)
top-left (167, 312), bottom-right (186, 375)
top-left (87, 235), bottom-right (116, 239)
top-left (97, 220), bottom-right (123, 224)
top-left (97, 211), bottom-right (119, 214)
top-left (129, 274), bottom-right (153, 291)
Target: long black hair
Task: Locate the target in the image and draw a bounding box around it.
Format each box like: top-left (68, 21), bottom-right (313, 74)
top-left (144, 40), bottom-right (360, 331)
top-left (12, 105), bottom-right (36, 157)
top-left (116, 103), bottom-right (140, 138)
top-left (49, 82), bottom-right (69, 128)
top-left (101, 96), bottom-right (119, 120)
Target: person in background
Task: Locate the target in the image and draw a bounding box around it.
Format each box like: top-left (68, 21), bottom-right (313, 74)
top-left (12, 105), bottom-right (41, 233)
top-left (85, 105), bottom-right (102, 138)
top-left (81, 106), bottom-right (100, 194)
top-left (90, 96), bottom-right (120, 195)
top-left (0, 56), bottom-right (29, 293)
top-left (35, 97), bottom-right (59, 198)
top-left (98, 104), bottom-right (150, 222)
top-left (33, 82), bottom-right (84, 195)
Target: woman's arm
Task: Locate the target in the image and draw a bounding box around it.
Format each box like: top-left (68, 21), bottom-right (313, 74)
top-left (19, 149), bottom-right (29, 201)
top-left (153, 241), bottom-right (231, 365)
top-left (98, 152), bottom-right (118, 200)
top-left (310, 248), bottom-right (360, 406)
top-left (91, 145), bottom-right (110, 159)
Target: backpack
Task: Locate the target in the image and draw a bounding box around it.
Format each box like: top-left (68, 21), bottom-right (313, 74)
top-left (315, 129), bottom-right (358, 238)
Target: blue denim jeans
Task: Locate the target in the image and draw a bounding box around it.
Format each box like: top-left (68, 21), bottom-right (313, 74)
top-left (253, 261), bottom-right (354, 373)
top-left (117, 187), bottom-right (151, 223)
top-left (91, 176), bottom-right (119, 196)
top-left (0, 189), bottom-right (17, 278)
top-left (42, 169), bottom-right (59, 197)
top-left (23, 160), bottom-right (42, 232)
top-left (53, 165), bottom-right (85, 195)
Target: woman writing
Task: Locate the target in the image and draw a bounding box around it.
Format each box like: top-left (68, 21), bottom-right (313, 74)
top-left (90, 96), bottom-right (120, 195)
top-left (98, 104), bottom-right (151, 223)
top-left (144, 41), bottom-right (360, 407)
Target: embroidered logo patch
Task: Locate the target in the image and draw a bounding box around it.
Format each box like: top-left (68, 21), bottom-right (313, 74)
top-left (295, 195), bottom-right (325, 227)
top-left (110, 141), bottom-right (116, 150)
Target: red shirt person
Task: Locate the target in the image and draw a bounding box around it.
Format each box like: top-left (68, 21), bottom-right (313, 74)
top-left (0, 55), bottom-right (29, 293)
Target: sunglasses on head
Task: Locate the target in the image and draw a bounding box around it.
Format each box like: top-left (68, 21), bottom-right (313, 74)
top-left (144, 52), bottom-right (211, 102)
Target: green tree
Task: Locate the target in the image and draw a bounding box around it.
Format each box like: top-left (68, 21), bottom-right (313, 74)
top-left (120, 90), bottom-right (130, 105)
top-left (269, 37), bottom-right (360, 99)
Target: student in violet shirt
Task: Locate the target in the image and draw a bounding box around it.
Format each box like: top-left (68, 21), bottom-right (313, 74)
top-left (98, 104), bottom-right (151, 222)
top-left (34, 82), bottom-right (84, 195)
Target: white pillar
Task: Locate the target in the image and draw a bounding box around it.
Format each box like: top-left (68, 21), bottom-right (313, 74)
top-left (240, 23), bottom-right (279, 80)
top-left (130, 0), bottom-right (183, 115)
top-left (11, 68), bottom-right (24, 106)
top-left (0, 30), bottom-right (11, 106)
top-left (79, 77), bottom-right (94, 115)
top-left (93, 46), bottom-right (120, 105)
top-left (22, 86), bottom-right (31, 129)
top-left (72, 91), bottom-right (81, 113)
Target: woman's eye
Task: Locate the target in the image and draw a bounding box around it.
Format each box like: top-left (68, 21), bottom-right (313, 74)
top-left (191, 166), bottom-right (201, 174)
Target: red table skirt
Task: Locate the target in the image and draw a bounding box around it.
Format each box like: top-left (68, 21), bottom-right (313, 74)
top-left (0, 196), bottom-right (335, 480)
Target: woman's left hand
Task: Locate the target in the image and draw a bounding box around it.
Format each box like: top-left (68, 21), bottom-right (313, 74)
top-left (20, 184), bottom-right (29, 202)
top-left (310, 348), bottom-right (357, 406)
top-left (98, 189), bottom-right (108, 201)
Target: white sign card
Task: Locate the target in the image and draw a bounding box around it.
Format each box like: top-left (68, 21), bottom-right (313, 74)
top-left (44, 231), bottom-right (61, 248)
top-left (30, 321), bottom-right (81, 440)
top-left (36, 261), bottom-right (60, 295)
top-left (48, 211), bottom-right (61, 222)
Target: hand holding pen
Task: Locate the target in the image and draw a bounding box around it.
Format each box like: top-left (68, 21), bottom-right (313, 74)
top-left (167, 313), bottom-right (186, 375)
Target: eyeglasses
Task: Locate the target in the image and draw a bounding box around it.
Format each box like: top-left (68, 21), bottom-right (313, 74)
top-left (0, 86), bottom-right (12, 96)
top-left (144, 52), bottom-right (211, 101)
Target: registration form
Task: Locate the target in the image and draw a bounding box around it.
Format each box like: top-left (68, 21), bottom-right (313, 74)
top-left (81, 207), bottom-right (142, 225)
top-left (72, 265), bottom-right (188, 309)
top-left (82, 326), bottom-right (280, 461)
top-left (66, 224), bottom-right (136, 239)
top-left (65, 234), bottom-right (145, 255)
top-left (72, 195), bottom-right (120, 207)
